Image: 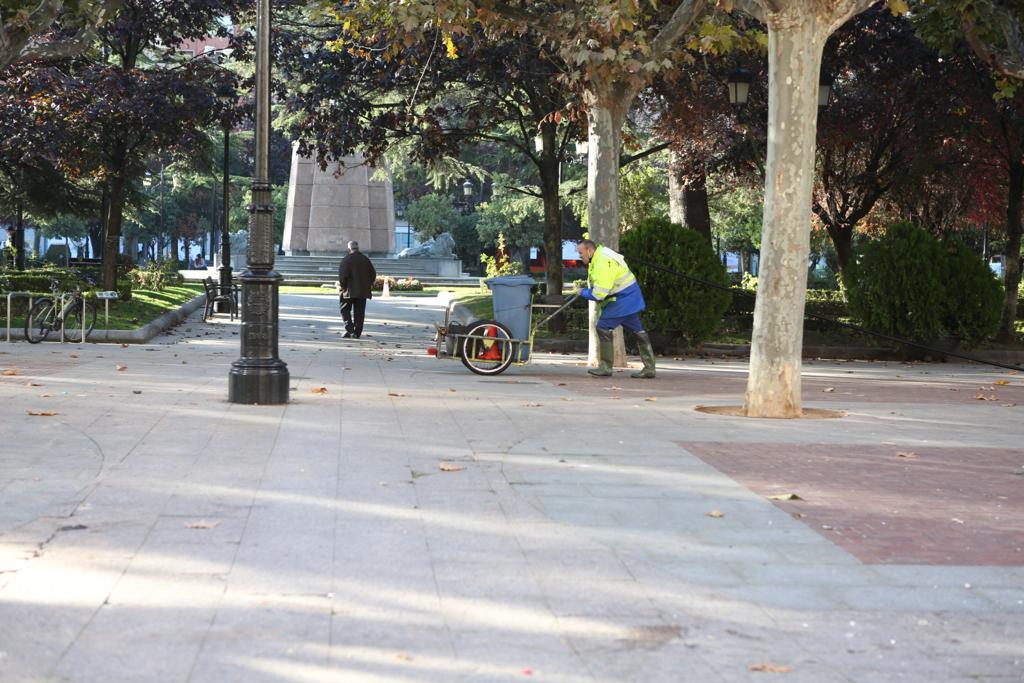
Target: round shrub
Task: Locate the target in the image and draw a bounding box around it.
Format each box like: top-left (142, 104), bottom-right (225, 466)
top-left (846, 223), bottom-right (946, 342)
top-left (619, 217), bottom-right (731, 347)
top-left (939, 242), bottom-right (1002, 347)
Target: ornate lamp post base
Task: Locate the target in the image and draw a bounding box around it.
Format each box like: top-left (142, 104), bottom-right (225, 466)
top-left (228, 269), bottom-right (289, 404)
top-left (228, 357), bottom-right (289, 404)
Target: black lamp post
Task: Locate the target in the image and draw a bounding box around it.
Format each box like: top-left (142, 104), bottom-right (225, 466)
top-left (228, 0), bottom-right (289, 404)
top-left (216, 95), bottom-right (233, 312)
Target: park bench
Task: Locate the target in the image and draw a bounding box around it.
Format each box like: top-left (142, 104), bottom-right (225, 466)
top-left (202, 276), bottom-right (239, 321)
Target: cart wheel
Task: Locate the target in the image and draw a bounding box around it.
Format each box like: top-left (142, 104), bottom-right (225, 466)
top-left (460, 320), bottom-right (515, 376)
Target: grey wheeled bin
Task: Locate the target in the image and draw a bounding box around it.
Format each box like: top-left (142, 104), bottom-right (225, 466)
top-left (484, 275), bottom-right (536, 361)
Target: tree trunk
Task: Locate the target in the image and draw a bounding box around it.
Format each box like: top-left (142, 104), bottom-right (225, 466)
top-left (996, 161), bottom-right (1023, 344)
top-left (744, 14), bottom-right (828, 418)
top-left (824, 221), bottom-right (854, 284)
top-left (539, 124), bottom-right (566, 331)
top-left (668, 149), bottom-right (685, 225)
top-left (15, 199), bottom-right (25, 270)
top-left (102, 171), bottom-right (127, 290)
top-left (683, 170), bottom-right (712, 243)
top-left (585, 94), bottom-right (629, 367)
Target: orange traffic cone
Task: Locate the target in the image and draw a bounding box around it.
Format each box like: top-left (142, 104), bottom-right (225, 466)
top-left (382, 278), bottom-right (391, 298)
top-left (478, 325), bottom-right (502, 360)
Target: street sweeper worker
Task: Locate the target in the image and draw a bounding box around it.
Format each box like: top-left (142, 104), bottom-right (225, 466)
top-left (576, 239), bottom-right (656, 379)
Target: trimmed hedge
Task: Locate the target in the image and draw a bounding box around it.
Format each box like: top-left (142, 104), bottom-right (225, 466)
top-left (0, 267), bottom-right (83, 294)
top-left (620, 217), bottom-right (731, 346)
top-left (938, 242), bottom-right (1003, 346)
top-left (846, 223), bottom-right (1002, 347)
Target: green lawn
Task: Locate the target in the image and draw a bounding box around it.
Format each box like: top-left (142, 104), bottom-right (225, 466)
top-left (3, 283), bottom-right (204, 331)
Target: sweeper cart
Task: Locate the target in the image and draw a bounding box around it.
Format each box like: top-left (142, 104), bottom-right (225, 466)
top-left (431, 275), bottom-right (581, 376)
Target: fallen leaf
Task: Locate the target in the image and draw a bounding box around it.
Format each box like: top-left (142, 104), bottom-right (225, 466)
top-left (1, 369), bottom-right (18, 376)
top-left (448, 388), bottom-right (457, 392)
top-left (410, 470), bottom-right (431, 480)
top-left (26, 382), bottom-right (43, 387)
top-left (705, 510), bottom-right (725, 518)
top-left (749, 663), bottom-right (794, 673)
top-left (994, 379), bottom-right (1011, 386)
top-left (951, 517), bottom-right (965, 524)
top-left (120, 343), bottom-right (129, 348)
top-left (522, 402), bottom-right (543, 407)
top-left (396, 653), bottom-right (413, 662)
top-left (27, 411), bottom-right (57, 416)
top-left (69, 354), bottom-right (78, 358)
top-left (311, 386), bottom-right (328, 394)
top-left (185, 521), bottom-right (219, 529)
top-left (116, 365), bottom-right (127, 371)
top-left (767, 493), bottom-right (804, 501)
top-left (388, 392), bottom-right (406, 397)
top-left (645, 397), bottom-right (658, 402)
top-left (896, 451), bottom-right (917, 459)
top-left (439, 462), bottom-right (465, 472)
top-left (822, 387), bottom-right (835, 393)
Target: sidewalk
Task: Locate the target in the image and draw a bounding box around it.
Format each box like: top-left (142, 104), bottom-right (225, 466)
top-left (0, 293), bottom-right (1022, 682)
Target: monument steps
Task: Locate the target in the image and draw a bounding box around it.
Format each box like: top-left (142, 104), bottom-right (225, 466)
top-left (271, 255), bottom-right (478, 286)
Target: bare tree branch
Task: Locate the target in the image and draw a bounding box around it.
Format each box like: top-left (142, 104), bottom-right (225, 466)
top-left (649, 0), bottom-right (708, 64)
top-left (731, 0), bottom-right (766, 23)
top-left (962, 12), bottom-right (1024, 82)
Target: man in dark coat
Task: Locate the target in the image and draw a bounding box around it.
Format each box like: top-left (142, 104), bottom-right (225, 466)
top-left (338, 240), bottom-right (376, 338)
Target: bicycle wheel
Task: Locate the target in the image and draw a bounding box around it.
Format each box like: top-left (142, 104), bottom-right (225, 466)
top-left (64, 299), bottom-right (97, 342)
top-left (24, 298), bottom-right (55, 344)
top-left (460, 320), bottom-right (515, 376)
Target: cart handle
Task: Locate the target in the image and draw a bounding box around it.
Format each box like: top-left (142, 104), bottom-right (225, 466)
top-left (531, 293), bottom-right (581, 332)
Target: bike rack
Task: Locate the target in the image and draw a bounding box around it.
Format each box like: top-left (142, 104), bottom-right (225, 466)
top-left (5, 292), bottom-right (34, 342)
top-left (4, 291), bottom-right (88, 343)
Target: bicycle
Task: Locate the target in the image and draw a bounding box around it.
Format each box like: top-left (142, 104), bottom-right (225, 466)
top-left (24, 280), bottom-right (97, 344)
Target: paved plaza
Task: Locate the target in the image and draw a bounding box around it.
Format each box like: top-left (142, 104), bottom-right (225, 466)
top-left (0, 293), bottom-right (1022, 682)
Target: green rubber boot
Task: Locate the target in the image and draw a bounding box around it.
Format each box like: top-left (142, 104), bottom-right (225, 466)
top-left (588, 328), bottom-right (614, 377)
top-left (630, 331), bottom-right (657, 379)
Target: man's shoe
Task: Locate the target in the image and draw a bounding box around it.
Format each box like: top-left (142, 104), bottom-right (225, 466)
top-left (630, 331), bottom-right (657, 379)
top-left (354, 334), bottom-right (361, 339)
top-left (342, 332), bottom-right (353, 338)
top-left (588, 328), bottom-right (614, 377)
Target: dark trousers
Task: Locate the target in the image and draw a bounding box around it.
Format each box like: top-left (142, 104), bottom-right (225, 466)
top-left (340, 297), bottom-right (367, 336)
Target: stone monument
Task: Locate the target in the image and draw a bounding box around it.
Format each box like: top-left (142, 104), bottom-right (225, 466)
top-left (282, 147), bottom-right (395, 255)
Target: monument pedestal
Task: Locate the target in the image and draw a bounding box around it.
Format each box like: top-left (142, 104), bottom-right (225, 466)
top-left (282, 148), bottom-right (395, 255)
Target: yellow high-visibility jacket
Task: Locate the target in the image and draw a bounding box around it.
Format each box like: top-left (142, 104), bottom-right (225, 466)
top-left (580, 245), bottom-right (645, 317)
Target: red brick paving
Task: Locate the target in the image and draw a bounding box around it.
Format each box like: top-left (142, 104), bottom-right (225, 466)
top-left (682, 442), bottom-right (1024, 565)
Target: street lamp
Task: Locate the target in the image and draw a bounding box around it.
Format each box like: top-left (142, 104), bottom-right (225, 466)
top-left (818, 72), bottom-right (834, 108)
top-left (460, 179), bottom-right (474, 215)
top-left (228, 0), bottom-right (289, 404)
top-left (727, 67), bottom-right (752, 106)
top-left (728, 67), bottom-right (833, 108)
top-left (216, 93), bottom-right (233, 312)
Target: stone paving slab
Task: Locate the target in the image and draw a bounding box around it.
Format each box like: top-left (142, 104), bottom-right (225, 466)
top-left (1, 293), bottom-right (1023, 682)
